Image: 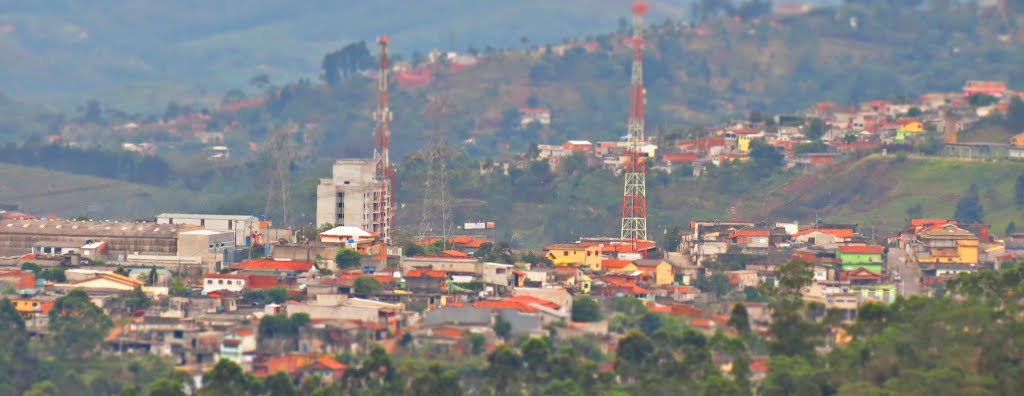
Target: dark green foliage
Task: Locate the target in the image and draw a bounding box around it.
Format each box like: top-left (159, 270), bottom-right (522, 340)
top-left (199, 359), bottom-right (249, 396)
top-left (0, 143), bottom-right (172, 185)
top-left (334, 248), bottom-right (362, 269)
top-left (20, 262), bottom-right (42, 274)
top-left (493, 317), bottom-right (512, 339)
top-left (1015, 174), bottom-right (1024, 207)
top-left (322, 41), bottom-right (373, 86)
top-left (695, 272), bottom-right (732, 299)
top-left (263, 372), bottom-right (297, 396)
top-left (145, 378), bottom-right (185, 396)
top-left (121, 287), bottom-right (152, 313)
top-left (969, 93), bottom-right (999, 107)
top-left (663, 224), bottom-right (683, 252)
top-left (1006, 221), bottom-right (1017, 236)
top-left (0, 298), bottom-right (34, 395)
top-left (475, 241), bottom-right (515, 264)
top-left (409, 363), bottom-right (462, 396)
top-left (749, 140), bottom-right (785, 180)
top-left (39, 268), bottom-right (66, 282)
top-left (728, 302), bottom-right (752, 336)
top-left (48, 289), bottom-right (114, 357)
top-left (244, 286), bottom-right (289, 304)
top-left (353, 276), bottom-right (382, 296)
top-left (571, 296), bottom-right (602, 322)
top-left (485, 345), bottom-right (522, 396)
top-left (954, 183), bottom-right (984, 224)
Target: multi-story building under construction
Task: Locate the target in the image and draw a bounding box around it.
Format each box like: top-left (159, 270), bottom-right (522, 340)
top-left (315, 159), bottom-right (391, 238)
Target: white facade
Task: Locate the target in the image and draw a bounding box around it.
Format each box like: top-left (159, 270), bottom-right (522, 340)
top-left (177, 229), bottom-right (236, 272)
top-left (156, 213), bottom-right (259, 246)
top-left (202, 274), bottom-right (247, 294)
top-left (316, 159), bottom-right (391, 240)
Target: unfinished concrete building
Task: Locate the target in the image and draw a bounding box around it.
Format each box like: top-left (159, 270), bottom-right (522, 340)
top-left (316, 159), bottom-right (391, 238)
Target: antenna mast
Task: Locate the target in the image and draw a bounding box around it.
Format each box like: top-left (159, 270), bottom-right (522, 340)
top-left (620, 1), bottom-right (650, 248)
top-left (373, 36), bottom-right (395, 244)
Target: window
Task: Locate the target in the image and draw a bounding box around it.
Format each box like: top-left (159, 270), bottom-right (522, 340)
top-left (207, 280), bottom-right (213, 284)
top-left (563, 251), bottom-right (568, 256)
top-left (201, 219), bottom-right (205, 226)
top-left (228, 220), bottom-right (233, 230)
top-left (344, 181), bottom-right (350, 185)
top-left (219, 280), bottom-right (224, 285)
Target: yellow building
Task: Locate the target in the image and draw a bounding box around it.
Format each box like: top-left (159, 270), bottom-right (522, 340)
top-left (12, 298), bottom-right (54, 318)
top-left (546, 244), bottom-right (603, 270)
top-left (896, 120), bottom-right (926, 142)
top-left (915, 223), bottom-right (980, 265)
top-left (738, 136), bottom-right (753, 153)
top-left (636, 260), bottom-right (675, 286)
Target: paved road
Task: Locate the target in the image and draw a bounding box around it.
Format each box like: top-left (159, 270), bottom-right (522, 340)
top-left (888, 247), bottom-right (922, 296)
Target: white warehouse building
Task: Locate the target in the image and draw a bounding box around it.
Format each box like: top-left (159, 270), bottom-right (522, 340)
top-left (156, 213), bottom-right (259, 246)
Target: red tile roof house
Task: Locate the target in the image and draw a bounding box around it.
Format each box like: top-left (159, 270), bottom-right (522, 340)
top-left (232, 259), bottom-right (316, 273)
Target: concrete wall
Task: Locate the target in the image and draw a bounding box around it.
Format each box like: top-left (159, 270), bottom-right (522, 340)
top-left (157, 215), bottom-right (258, 246)
top-left (401, 257), bottom-right (481, 274)
top-left (178, 231), bottom-right (236, 271)
top-left (316, 159), bottom-right (389, 236)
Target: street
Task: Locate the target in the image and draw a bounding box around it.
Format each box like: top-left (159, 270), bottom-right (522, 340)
top-left (888, 247), bottom-right (921, 296)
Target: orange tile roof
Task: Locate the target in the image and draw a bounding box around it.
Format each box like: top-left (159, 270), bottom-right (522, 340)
top-left (731, 229), bottom-right (770, 237)
top-left (442, 250), bottom-right (471, 258)
top-left (602, 259), bottom-right (634, 270)
top-left (648, 304), bottom-right (672, 313)
top-left (912, 219), bottom-right (952, 227)
top-left (234, 329), bottom-right (255, 337)
top-left (233, 259), bottom-right (314, 272)
top-left (838, 245), bottom-right (884, 254)
top-left (793, 228), bottom-right (854, 238)
top-left (509, 295), bottom-right (561, 310)
top-left (751, 357), bottom-right (770, 373)
top-left (314, 357), bottom-right (348, 371)
top-left (667, 304), bottom-right (705, 318)
top-left (690, 318), bottom-right (715, 329)
top-left (432, 326), bottom-right (468, 339)
top-left (451, 236), bottom-right (473, 244)
top-left (840, 268), bottom-right (884, 281)
top-left (406, 269), bottom-right (447, 278)
top-left (465, 239), bottom-right (489, 248)
top-left (473, 300), bottom-right (538, 312)
top-left (665, 285), bottom-right (698, 294)
top-left (417, 237), bottom-right (442, 246)
top-left (246, 275), bottom-right (281, 289)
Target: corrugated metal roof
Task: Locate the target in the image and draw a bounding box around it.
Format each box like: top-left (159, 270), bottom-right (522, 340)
top-left (0, 219), bottom-right (182, 238)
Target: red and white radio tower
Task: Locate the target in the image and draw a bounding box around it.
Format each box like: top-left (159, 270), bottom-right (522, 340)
top-left (620, 1), bottom-right (649, 248)
top-left (373, 36), bottom-right (395, 244)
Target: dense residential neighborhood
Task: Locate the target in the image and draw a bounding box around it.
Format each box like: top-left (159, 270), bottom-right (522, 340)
top-left (6, 0), bottom-right (1024, 394)
top-left (0, 201), bottom-right (1009, 385)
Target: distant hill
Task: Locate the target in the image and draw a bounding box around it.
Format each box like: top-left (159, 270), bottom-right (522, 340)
top-left (759, 155), bottom-right (1024, 236)
top-left (0, 164), bottom-right (216, 220)
top-left (0, 0), bottom-right (698, 108)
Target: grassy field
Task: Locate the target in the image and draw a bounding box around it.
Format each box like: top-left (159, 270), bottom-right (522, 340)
top-left (0, 164), bottom-right (219, 220)
top-left (762, 155), bottom-right (1024, 236)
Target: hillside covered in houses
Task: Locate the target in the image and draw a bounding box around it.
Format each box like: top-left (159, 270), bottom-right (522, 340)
top-left (3, 1), bottom-right (1024, 395)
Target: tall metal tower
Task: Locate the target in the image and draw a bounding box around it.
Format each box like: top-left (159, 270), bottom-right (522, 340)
top-left (373, 36), bottom-right (395, 244)
top-left (417, 95), bottom-right (455, 245)
top-left (620, 1), bottom-right (649, 247)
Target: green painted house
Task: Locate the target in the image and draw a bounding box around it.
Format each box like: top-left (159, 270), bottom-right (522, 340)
top-left (837, 245), bottom-right (885, 273)
top-left (853, 284), bottom-right (897, 304)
